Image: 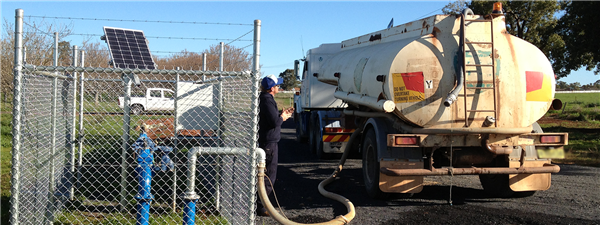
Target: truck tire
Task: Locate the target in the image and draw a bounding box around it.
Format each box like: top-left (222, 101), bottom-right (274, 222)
top-left (295, 112), bottom-right (308, 143)
top-left (315, 122), bottom-right (331, 160)
top-left (308, 113), bottom-right (317, 154)
top-left (478, 172), bottom-right (515, 198)
top-left (362, 129), bottom-right (390, 199)
top-left (131, 104), bottom-right (144, 115)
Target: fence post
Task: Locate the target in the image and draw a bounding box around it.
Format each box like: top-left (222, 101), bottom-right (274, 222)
top-left (77, 50), bottom-right (85, 189)
top-left (248, 19), bottom-right (261, 225)
top-left (69, 46), bottom-right (79, 201)
top-left (172, 68), bottom-right (180, 212)
top-left (10, 8), bottom-right (24, 225)
top-left (45, 76), bottom-right (58, 225)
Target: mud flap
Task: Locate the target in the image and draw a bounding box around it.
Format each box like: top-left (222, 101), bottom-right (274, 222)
top-left (379, 161), bottom-right (424, 193)
top-left (509, 160), bottom-right (551, 191)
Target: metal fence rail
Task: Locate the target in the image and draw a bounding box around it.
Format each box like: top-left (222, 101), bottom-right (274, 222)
top-left (10, 8), bottom-right (262, 225)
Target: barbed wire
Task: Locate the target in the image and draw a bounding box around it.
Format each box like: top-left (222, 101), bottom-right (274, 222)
top-left (25, 15), bottom-right (253, 26)
top-left (225, 29), bottom-right (254, 45)
top-left (22, 32), bottom-right (252, 42)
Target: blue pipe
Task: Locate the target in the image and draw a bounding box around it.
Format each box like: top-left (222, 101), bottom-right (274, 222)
top-left (183, 198), bottom-right (198, 225)
top-left (133, 133), bottom-right (155, 225)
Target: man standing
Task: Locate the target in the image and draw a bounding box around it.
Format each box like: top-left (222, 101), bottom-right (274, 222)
top-left (257, 74), bottom-right (293, 216)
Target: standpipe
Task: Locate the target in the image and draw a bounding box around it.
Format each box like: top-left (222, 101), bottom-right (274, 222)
top-left (256, 126), bottom-right (362, 224)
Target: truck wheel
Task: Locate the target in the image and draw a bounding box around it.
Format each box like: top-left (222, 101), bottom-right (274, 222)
top-left (478, 173), bottom-right (515, 198)
top-left (315, 124), bottom-right (331, 160)
top-left (362, 129), bottom-right (390, 199)
top-left (478, 160), bottom-right (535, 198)
top-left (131, 105), bottom-right (144, 115)
top-left (308, 113), bottom-right (317, 154)
top-left (295, 113), bottom-right (308, 143)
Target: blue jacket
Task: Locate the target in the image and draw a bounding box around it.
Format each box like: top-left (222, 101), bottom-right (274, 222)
top-left (258, 92), bottom-right (283, 144)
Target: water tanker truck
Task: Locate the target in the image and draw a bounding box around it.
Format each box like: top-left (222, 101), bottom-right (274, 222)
top-left (294, 6), bottom-right (568, 199)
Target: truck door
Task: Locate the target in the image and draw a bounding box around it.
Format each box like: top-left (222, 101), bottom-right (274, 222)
top-left (147, 89), bottom-right (162, 111)
top-left (162, 90), bottom-right (175, 111)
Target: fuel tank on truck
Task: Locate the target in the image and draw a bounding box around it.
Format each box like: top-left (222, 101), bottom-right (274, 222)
top-left (315, 14), bottom-right (556, 129)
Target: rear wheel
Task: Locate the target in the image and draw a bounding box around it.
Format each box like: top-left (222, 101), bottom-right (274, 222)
top-left (315, 127), bottom-right (331, 160)
top-left (308, 113), bottom-right (317, 154)
top-left (295, 112), bottom-right (308, 143)
top-left (478, 172), bottom-right (515, 198)
top-left (362, 129), bottom-right (390, 199)
top-left (131, 104), bottom-right (144, 115)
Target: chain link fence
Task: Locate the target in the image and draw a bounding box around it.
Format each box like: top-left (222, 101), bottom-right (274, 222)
top-left (10, 9), bottom-right (262, 225)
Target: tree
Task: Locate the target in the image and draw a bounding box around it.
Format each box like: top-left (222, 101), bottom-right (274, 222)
top-left (568, 82), bottom-right (581, 91)
top-left (554, 1), bottom-right (600, 78)
top-left (556, 80), bottom-right (568, 90)
top-left (278, 69), bottom-right (299, 91)
top-left (1, 19), bottom-right (72, 102)
top-left (154, 44), bottom-right (252, 72)
top-left (468, 1), bottom-right (566, 78)
top-left (80, 40), bottom-right (110, 67)
top-left (442, 0), bottom-right (468, 15)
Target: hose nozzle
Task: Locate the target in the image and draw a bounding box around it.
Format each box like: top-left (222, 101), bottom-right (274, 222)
top-left (444, 93), bottom-right (458, 107)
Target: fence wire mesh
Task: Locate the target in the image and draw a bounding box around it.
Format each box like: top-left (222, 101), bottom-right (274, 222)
top-left (11, 66), bottom-right (260, 225)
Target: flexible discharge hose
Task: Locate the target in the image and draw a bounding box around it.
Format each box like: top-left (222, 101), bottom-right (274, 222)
top-left (256, 126), bottom-right (363, 224)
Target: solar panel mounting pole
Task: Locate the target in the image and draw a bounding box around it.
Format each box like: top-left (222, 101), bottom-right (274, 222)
top-left (120, 71), bottom-right (132, 211)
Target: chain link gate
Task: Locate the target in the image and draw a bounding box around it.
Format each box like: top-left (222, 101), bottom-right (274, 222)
top-left (9, 9), bottom-right (262, 225)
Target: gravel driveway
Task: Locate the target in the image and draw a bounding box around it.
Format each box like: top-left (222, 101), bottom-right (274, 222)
top-left (255, 120), bottom-right (600, 225)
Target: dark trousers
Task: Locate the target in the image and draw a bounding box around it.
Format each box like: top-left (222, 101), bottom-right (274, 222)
top-left (257, 142), bottom-right (278, 210)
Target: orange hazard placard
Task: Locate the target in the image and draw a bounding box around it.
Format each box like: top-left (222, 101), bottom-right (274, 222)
top-left (392, 72), bottom-right (425, 103)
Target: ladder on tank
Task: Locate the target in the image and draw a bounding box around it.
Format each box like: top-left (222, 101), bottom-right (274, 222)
top-left (461, 15), bottom-right (498, 127)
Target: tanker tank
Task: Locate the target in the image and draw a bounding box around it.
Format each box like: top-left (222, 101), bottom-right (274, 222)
top-left (315, 14), bottom-right (556, 129)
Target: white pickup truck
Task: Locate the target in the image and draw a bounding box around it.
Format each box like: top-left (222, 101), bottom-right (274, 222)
top-left (118, 88), bottom-right (175, 115)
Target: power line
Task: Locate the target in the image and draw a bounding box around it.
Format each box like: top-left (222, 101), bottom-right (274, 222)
top-left (25, 15), bottom-right (253, 26)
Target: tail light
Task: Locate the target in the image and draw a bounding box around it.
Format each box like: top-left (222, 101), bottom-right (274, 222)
top-left (395, 136), bottom-right (419, 145)
top-left (540, 135), bottom-right (562, 144)
top-left (324, 127), bottom-right (343, 133)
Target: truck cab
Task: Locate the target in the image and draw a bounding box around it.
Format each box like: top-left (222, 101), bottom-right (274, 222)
top-left (294, 44), bottom-right (355, 159)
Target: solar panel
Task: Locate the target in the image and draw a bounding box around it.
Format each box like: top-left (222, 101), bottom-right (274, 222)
top-left (103, 26), bottom-right (156, 70)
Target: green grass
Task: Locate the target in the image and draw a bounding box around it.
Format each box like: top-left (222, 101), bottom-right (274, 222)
top-left (541, 92), bottom-right (600, 167)
top-left (54, 210), bottom-right (228, 225)
top-left (1, 112), bottom-right (13, 225)
top-left (274, 92), bottom-right (295, 110)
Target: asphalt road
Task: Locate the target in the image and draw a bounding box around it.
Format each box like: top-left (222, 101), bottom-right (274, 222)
top-left (255, 120), bottom-right (600, 225)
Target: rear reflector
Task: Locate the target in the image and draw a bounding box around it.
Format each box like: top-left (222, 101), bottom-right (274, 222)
top-left (395, 137), bottom-right (418, 145)
top-left (540, 135), bottom-right (562, 143)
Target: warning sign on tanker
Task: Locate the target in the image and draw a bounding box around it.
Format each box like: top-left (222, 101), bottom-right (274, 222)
top-left (392, 72), bottom-right (425, 103)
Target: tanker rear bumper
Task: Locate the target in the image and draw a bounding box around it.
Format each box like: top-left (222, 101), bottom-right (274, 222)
top-left (380, 163), bottom-right (560, 176)
top-left (387, 132), bottom-right (568, 159)
top-left (380, 132), bottom-right (567, 193)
